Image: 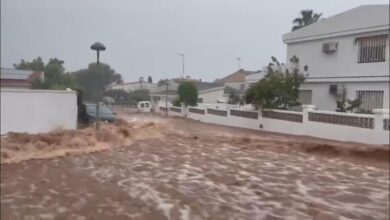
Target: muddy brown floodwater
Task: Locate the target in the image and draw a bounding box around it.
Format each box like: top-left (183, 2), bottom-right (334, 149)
top-left (1, 114), bottom-right (389, 220)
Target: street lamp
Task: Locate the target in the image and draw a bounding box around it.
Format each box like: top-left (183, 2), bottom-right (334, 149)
top-left (90, 42), bottom-right (106, 130)
top-left (177, 53), bottom-right (185, 78)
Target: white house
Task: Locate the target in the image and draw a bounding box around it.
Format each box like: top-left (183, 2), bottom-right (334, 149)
top-left (283, 5), bottom-right (389, 112)
top-left (149, 78), bottom-right (224, 106)
top-left (109, 81), bottom-right (158, 92)
top-left (244, 70), bottom-right (267, 90)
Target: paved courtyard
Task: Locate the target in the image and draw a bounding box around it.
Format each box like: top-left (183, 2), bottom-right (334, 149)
top-left (1, 114), bottom-right (389, 220)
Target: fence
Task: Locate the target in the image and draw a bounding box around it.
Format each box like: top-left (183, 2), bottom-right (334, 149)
top-left (156, 103), bottom-right (389, 145)
top-left (1, 89), bottom-right (77, 134)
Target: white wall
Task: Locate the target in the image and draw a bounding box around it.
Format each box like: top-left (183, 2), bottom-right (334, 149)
top-left (165, 105), bottom-right (389, 145)
top-left (260, 110), bottom-right (305, 136)
top-left (286, 30), bottom-right (390, 78)
top-left (300, 81), bottom-right (390, 111)
top-left (1, 89), bottom-right (77, 134)
top-left (199, 88), bottom-right (224, 103)
top-left (304, 110), bottom-right (389, 145)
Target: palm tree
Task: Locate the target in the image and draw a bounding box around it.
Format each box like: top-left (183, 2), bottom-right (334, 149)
top-left (292, 10), bottom-right (322, 31)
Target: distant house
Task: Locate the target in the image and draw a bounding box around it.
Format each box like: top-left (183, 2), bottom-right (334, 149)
top-left (0, 68), bottom-right (44, 89)
top-left (108, 81), bottom-right (158, 93)
top-left (149, 78), bottom-right (224, 105)
top-left (244, 70), bottom-right (267, 90)
top-left (219, 68), bottom-right (261, 92)
top-left (283, 5), bottom-right (389, 111)
top-left (217, 69), bottom-right (262, 102)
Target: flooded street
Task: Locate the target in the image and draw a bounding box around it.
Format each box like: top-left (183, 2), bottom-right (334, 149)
top-left (1, 114), bottom-right (389, 220)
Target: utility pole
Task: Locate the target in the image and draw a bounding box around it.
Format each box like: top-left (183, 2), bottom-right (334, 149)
top-left (139, 77), bottom-right (144, 91)
top-left (165, 81), bottom-right (169, 117)
top-left (177, 53), bottom-right (185, 78)
top-left (237, 57), bottom-right (241, 69)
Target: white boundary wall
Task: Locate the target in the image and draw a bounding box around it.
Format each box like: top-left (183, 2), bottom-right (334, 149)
top-left (155, 104), bottom-right (389, 145)
top-left (1, 89), bottom-right (78, 134)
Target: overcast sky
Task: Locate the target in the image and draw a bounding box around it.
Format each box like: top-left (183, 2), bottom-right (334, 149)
top-left (1, 0), bottom-right (388, 82)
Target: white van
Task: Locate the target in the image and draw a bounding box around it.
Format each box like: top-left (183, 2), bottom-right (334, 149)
top-left (137, 101), bottom-right (152, 112)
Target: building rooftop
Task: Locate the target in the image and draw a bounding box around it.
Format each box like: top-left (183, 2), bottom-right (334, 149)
top-left (195, 82), bottom-right (224, 91)
top-left (1, 68), bottom-right (44, 88)
top-left (283, 5), bottom-right (390, 43)
top-left (1, 68), bottom-right (36, 80)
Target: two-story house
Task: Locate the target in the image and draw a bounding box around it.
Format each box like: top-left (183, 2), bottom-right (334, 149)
top-left (283, 5), bottom-right (389, 112)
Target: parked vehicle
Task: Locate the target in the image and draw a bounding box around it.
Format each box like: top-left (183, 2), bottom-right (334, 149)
top-left (85, 103), bottom-right (117, 123)
top-left (137, 101), bottom-right (152, 112)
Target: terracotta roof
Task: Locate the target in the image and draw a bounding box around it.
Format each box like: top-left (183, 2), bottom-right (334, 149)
top-left (220, 69), bottom-right (260, 83)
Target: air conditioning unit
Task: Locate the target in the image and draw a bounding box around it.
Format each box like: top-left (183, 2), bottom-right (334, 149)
top-left (329, 84), bottom-right (345, 96)
top-left (322, 42), bottom-right (338, 53)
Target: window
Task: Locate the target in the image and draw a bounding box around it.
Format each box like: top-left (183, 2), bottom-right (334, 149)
top-left (298, 90), bottom-right (312, 105)
top-left (356, 90), bottom-right (384, 112)
top-left (357, 35), bottom-right (387, 63)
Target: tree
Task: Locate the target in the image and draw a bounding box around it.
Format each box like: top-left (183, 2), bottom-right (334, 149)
top-left (336, 91), bottom-right (362, 113)
top-left (148, 76), bottom-right (153, 83)
top-left (72, 63), bottom-right (123, 101)
top-left (172, 97), bottom-right (181, 107)
top-left (228, 91), bottom-right (243, 105)
top-left (292, 10), bottom-right (322, 31)
top-left (127, 90), bottom-right (150, 105)
top-left (244, 56), bottom-right (305, 109)
top-left (177, 81), bottom-right (198, 106)
top-left (14, 57), bottom-right (78, 90)
top-left (13, 57), bottom-right (44, 71)
top-left (103, 89), bottom-right (129, 104)
top-left (158, 79), bottom-right (169, 86)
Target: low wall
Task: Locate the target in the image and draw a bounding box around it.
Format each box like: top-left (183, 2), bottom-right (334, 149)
top-left (168, 106), bottom-right (183, 117)
top-left (261, 110), bottom-right (304, 136)
top-left (1, 89), bottom-right (78, 134)
top-left (157, 104), bottom-right (389, 145)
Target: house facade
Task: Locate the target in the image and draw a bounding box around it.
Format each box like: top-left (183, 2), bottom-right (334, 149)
top-left (283, 5), bottom-right (389, 112)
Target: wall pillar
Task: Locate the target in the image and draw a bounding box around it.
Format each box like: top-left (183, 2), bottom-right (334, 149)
top-left (373, 109), bottom-right (389, 131)
top-left (302, 105), bottom-right (316, 123)
top-left (181, 103), bottom-right (187, 117)
top-left (302, 105), bottom-right (316, 135)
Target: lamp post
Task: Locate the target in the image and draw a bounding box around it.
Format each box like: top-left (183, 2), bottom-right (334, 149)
top-left (177, 53), bottom-right (185, 78)
top-left (90, 42), bottom-right (106, 130)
